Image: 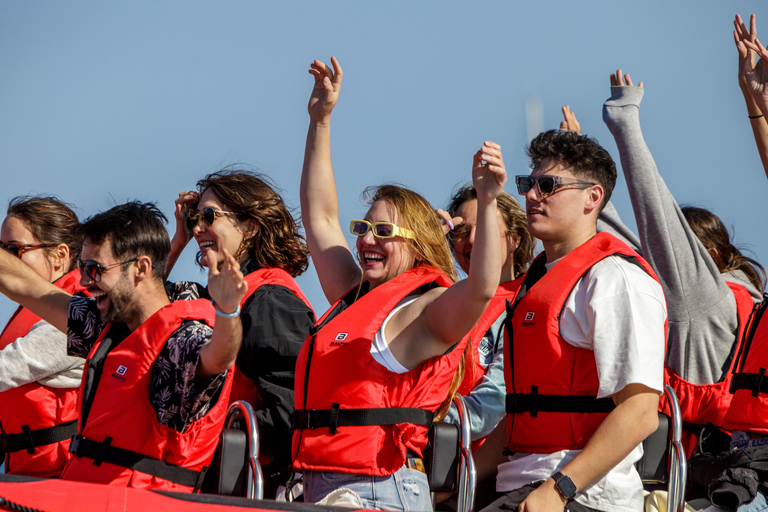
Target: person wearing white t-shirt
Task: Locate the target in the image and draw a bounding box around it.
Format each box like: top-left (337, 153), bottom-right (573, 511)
top-left (476, 129), bottom-right (667, 512)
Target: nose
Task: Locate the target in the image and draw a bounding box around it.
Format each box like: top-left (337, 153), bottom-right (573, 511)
top-left (79, 269), bottom-right (94, 286)
top-left (192, 219), bottom-right (204, 236)
top-left (361, 228), bottom-right (377, 245)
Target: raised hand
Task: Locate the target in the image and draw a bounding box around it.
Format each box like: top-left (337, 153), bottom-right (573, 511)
top-left (735, 14), bottom-right (768, 111)
top-left (472, 141), bottom-right (507, 204)
top-left (560, 105), bottom-right (581, 134)
top-left (610, 69), bottom-right (644, 88)
top-left (206, 248), bottom-right (247, 317)
top-left (434, 209), bottom-right (461, 235)
top-left (172, 191), bottom-right (198, 245)
top-left (307, 57), bottom-right (343, 123)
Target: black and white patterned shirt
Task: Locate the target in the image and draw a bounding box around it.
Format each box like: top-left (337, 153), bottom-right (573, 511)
top-left (67, 295), bottom-right (226, 433)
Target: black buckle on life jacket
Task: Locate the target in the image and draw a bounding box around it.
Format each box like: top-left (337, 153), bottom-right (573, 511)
top-left (754, 367), bottom-right (766, 398)
top-left (328, 403), bottom-right (341, 435)
top-left (20, 425), bottom-right (35, 454)
top-left (292, 409), bottom-right (318, 430)
top-left (0, 433), bottom-right (9, 455)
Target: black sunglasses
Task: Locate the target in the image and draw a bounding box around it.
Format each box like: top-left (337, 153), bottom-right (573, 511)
top-left (0, 242), bottom-right (57, 258)
top-left (78, 258), bottom-right (139, 282)
top-left (185, 207), bottom-right (237, 231)
top-left (515, 174), bottom-right (596, 197)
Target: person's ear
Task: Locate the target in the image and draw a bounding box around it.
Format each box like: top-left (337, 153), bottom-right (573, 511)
top-left (584, 185), bottom-right (605, 214)
top-left (52, 243), bottom-right (71, 273)
top-left (135, 255), bottom-right (154, 281)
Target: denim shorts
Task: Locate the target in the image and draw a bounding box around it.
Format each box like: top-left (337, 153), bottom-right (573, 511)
top-left (303, 465), bottom-right (432, 511)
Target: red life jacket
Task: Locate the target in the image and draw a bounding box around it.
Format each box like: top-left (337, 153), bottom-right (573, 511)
top-left (504, 233), bottom-right (663, 453)
top-left (0, 270), bottom-right (86, 477)
top-left (663, 282), bottom-right (756, 448)
top-left (229, 268), bottom-right (313, 410)
top-left (61, 299), bottom-right (232, 492)
top-left (457, 278), bottom-right (522, 397)
top-left (292, 265), bottom-right (467, 476)
top-left (723, 294), bottom-right (768, 434)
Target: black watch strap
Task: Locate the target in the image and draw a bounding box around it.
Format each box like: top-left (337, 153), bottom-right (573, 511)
top-left (552, 471), bottom-right (577, 501)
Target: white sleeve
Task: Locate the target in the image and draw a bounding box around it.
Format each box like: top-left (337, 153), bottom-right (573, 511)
top-left (0, 320), bottom-right (84, 391)
top-left (559, 256), bottom-right (666, 398)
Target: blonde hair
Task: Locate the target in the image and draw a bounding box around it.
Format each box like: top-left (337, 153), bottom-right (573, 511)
top-left (364, 185), bottom-right (457, 282)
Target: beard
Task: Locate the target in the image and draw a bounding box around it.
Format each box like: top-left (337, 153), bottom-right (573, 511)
top-left (102, 273), bottom-right (141, 325)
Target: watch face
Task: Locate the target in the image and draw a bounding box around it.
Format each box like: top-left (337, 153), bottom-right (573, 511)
top-left (556, 475), bottom-right (578, 499)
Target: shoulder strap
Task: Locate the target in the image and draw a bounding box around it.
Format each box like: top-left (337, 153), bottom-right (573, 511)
top-left (80, 323), bottom-right (132, 432)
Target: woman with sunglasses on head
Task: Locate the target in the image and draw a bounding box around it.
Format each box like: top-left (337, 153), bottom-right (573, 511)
top-left (294, 56), bottom-right (504, 512)
top-left (167, 169), bottom-right (315, 498)
top-left (0, 196), bottom-right (86, 477)
top-left (602, 70), bottom-right (765, 456)
top-left (436, 188), bottom-right (535, 448)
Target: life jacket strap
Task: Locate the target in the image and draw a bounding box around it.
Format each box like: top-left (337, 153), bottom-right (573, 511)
top-left (730, 367), bottom-right (768, 397)
top-left (69, 435), bottom-right (208, 491)
top-left (292, 404), bottom-right (434, 434)
top-left (506, 386), bottom-right (615, 417)
top-left (0, 419), bottom-right (78, 456)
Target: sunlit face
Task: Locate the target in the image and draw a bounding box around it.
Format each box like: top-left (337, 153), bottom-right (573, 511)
top-left (355, 200), bottom-right (417, 289)
top-left (451, 199), bottom-right (518, 281)
top-left (524, 159), bottom-right (596, 243)
top-left (79, 237), bottom-right (141, 325)
top-left (0, 215), bottom-right (61, 282)
top-left (192, 189), bottom-right (251, 267)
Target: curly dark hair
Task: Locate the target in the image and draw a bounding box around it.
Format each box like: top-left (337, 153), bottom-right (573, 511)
top-left (7, 195), bottom-right (82, 271)
top-left (195, 169), bottom-right (309, 277)
top-left (74, 201), bottom-right (169, 282)
top-left (527, 129), bottom-right (617, 210)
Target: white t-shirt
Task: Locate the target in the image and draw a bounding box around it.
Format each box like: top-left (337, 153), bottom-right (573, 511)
top-left (496, 255), bottom-right (667, 512)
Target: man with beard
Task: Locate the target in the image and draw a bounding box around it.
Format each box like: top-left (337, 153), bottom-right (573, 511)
top-left (0, 201), bottom-right (247, 491)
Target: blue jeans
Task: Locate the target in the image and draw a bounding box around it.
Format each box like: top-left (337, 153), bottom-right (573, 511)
top-left (702, 492), bottom-right (768, 512)
top-left (303, 466), bottom-right (432, 511)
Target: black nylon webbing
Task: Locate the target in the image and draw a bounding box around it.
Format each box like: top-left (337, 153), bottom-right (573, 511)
top-left (730, 368), bottom-right (768, 397)
top-left (69, 435), bottom-right (206, 489)
top-left (0, 420), bottom-right (77, 455)
top-left (293, 406), bottom-right (434, 431)
top-left (505, 392), bottom-right (616, 417)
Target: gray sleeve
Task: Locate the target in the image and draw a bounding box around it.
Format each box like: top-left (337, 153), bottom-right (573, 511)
top-left (603, 86), bottom-right (738, 385)
top-left (444, 319), bottom-right (506, 441)
top-left (0, 320), bottom-right (84, 391)
top-left (597, 201), bottom-right (642, 254)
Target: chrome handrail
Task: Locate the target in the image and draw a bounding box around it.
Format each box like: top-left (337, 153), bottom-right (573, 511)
top-left (663, 384), bottom-right (687, 512)
top-left (224, 400), bottom-right (264, 500)
top-left (453, 395), bottom-right (476, 512)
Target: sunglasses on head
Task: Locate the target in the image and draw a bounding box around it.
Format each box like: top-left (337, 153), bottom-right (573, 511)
top-left (0, 242), bottom-right (57, 258)
top-left (350, 220), bottom-right (416, 240)
top-left (515, 174), bottom-right (596, 197)
top-left (78, 258), bottom-right (139, 282)
top-left (185, 207), bottom-right (237, 231)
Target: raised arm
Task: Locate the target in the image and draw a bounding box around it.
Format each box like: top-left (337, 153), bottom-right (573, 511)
top-left (603, 71), bottom-right (734, 384)
top-left (558, 104), bottom-right (642, 251)
top-left (0, 250), bottom-right (71, 333)
top-left (394, 143), bottom-right (504, 366)
top-left (197, 249), bottom-right (247, 379)
top-left (299, 57), bottom-right (361, 303)
top-left (735, 14), bottom-right (768, 179)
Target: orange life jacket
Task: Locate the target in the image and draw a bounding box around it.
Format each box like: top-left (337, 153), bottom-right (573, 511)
top-left (0, 270), bottom-right (86, 477)
top-left (723, 293), bottom-right (768, 434)
top-left (292, 265), bottom-right (467, 476)
top-left (229, 268), bottom-right (313, 410)
top-left (504, 233), bottom-right (664, 453)
top-left (61, 299), bottom-right (231, 491)
top-left (663, 282), bottom-right (756, 452)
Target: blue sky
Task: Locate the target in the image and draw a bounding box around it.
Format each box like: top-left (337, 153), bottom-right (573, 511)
top-left (1, 1), bottom-right (767, 321)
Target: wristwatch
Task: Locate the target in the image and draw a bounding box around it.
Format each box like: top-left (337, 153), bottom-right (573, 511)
top-left (551, 471), bottom-right (577, 501)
